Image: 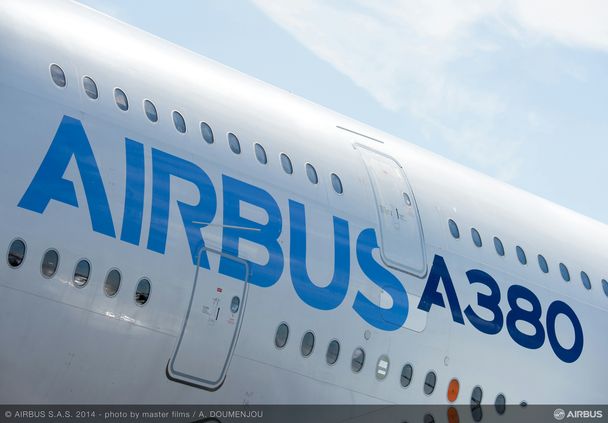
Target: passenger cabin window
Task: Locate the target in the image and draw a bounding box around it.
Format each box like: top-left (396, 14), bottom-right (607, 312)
top-left (255, 143), bottom-right (267, 164)
top-left (280, 153), bottom-right (293, 175)
top-left (50, 64), bottom-right (66, 87)
top-left (602, 279), bottom-right (608, 297)
top-left (448, 219), bottom-right (460, 239)
top-left (228, 133), bottom-right (241, 154)
top-left (274, 323), bottom-right (289, 348)
top-left (300, 331), bottom-right (314, 357)
top-left (331, 173), bottom-right (343, 194)
top-left (306, 163), bottom-right (318, 184)
top-left (144, 100), bottom-right (158, 122)
top-left (493, 237), bottom-right (505, 256)
top-left (83, 76), bottom-right (98, 99)
top-left (471, 386), bottom-right (483, 422)
top-left (114, 88), bottom-right (129, 111)
top-left (423, 371), bottom-right (437, 395)
top-left (560, 263), bottom-right (571, 282)
top-left (516, 246), bottom-right (527, 265)
top-left (73, 259), bottom-right (91, 287)
top-left (351, 348), bottom-right (365, 373)
top-left (41, 249), bottom-right (59, 278)
top-left (538, 254), bottom-right (549, 273)
top-left (200, 122), bottom-right (214, 144)
top-left (580, 271), bottom-right (592, 290)
top-left (173, 111), bottom-right (186, 133)
top-left (495, 394), bottom-right (506, 415)
top-left (7, 239), bottom-right (26, 268)
top-left (471, 386), bottom-right (483, 406)
top-left (400, 364), bottom-right (413, 388)
top-left (135, 278), bottom-right (151, 305)
top-left (326, 340), bottom-right (340, 365)
top-left (471, 228), bottom-right (482, 247)
top-left (104, 269), bottom-right (121, 297)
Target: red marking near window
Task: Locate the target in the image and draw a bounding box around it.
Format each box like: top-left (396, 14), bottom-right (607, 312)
top-left (217, 288), bottom-right (223, 293)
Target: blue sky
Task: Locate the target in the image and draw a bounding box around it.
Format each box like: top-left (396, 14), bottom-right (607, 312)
top-left (79, 0), bottom-right (608, 224)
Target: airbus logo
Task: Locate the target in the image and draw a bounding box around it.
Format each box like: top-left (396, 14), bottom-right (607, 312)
top-left (554, 409), bottom-right (604, 420)
top-left (17, 115), bottom-right (584, 363)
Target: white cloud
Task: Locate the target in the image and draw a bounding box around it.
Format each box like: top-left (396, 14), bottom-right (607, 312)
top-left (510, 0), bottom-right (608, 51)
top-left (252, 0), bottom-right (607, 180)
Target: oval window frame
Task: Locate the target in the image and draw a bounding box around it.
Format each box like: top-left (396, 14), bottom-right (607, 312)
top-left (103, 268), bottom-right (122, 298)
top-left (73, 258), bottom-right (91, 288)
top-left (114, 87), bottom-right (129, 111)
top-left (448, 219), bottom-right (460, 239)
top-left (50, 64), bottom-right (66, 88)
top-left (144, 99), bottom-right (158, 123)
top-left (134, 277), bottom-right (152, 306)
top-left (7, 238), bottom-right (26, 269)
top-left (82, 76), bottom-right (98, 100)
top-left (300, 331), bottom-right (315, 357)
top-left (40, 248), bottom-right (60, 279)
top-left (274, 322), bottom-right (289, 349)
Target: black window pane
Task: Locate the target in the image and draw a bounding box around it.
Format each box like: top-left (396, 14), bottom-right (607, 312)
top-left (581, 271), bottom-right (591, 290)
top-left (228, 133), bottom-right (241, 154)
top-left (83, 76), bottom-right (98, 99)
top-left (516, 246), bottom-right (527, 265)
top-left (173, 111), bottom-right (186, 133)
top-left (255, 143), bottom-right (267, 164)
top-left (301, 331), bottom-right (315, 357)
top-left (275, 323), bottom-right (289, 348)
top-left (50, 64), bottom-right (66, 87)
top-left (73, 259), bottom-right (90, 287)
top-left (471, 228), bottom-right (482, 247)
top-left (495, 394), bottom-right (506, 415)
top-left (144, 100), bottom-right (158, 122)
top-left (494, 237), bottom-right (504, 256)
top-left (7, 239), bottom-right (26, 268)
top-left (104, 269), bottom-right (121, 297)
top-left (351, 348), bottom-right (365, 373)
top-left (135, 278), bottom-right (151, 305)
top-left (331, 173), bottom-right (343, 194)
top-left (448, 219), bottom-right (460, 239)
top-left (538, 254), bottom-right (549, 273)
top-left (114, 88), bottom-right (128, 111)
top-left (41, 249), bottom-right (59, 278)
top-left (280, 153), bottom-right (293, 174)
top-left (424, 371), bottom-right (436, 395)
top-left (326, 340), bottom-right (340, 365)
top-left (306, 163), bottom-right (318, 184)
top-left (200, 122), bottom-right (214, 144)
top-left (560, 263), bottom-right (571, 282)
top-left (400, 364), bottom-right (413, 387)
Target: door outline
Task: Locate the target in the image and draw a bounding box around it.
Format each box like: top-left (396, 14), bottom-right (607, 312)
top-left (167, 247), bottom-right (249, 391)
top-left (355, 143), bottom-right (428, 278)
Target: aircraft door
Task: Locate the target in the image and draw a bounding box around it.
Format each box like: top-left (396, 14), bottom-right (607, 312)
top-left (356, 145), bottom-right (427, 278)
top-left (168, 248), bottom-right (248, 391)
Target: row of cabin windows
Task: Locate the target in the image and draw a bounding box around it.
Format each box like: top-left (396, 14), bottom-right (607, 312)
top-left (49, 64), bottom-right (344, 195)
top-left (6, 238), bottom-right (151, 305)
top-left (448, 219), bottom-right (608, 296)
top-left (274, 322), bottom-right (508, 414)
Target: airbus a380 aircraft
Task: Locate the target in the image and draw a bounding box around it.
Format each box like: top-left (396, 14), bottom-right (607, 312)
top-left (0, 0), bottom-right (606, 410)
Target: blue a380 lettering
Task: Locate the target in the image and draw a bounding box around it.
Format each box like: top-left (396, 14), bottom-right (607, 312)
top-left (17, 115), bottom-right (584, 363)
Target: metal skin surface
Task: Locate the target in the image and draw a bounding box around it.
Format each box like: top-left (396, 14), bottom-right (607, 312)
top-left (0, 0), bottom-right (606, 405)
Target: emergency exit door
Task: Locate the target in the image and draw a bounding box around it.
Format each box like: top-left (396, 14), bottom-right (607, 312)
top-left (168, 248), bottom-right (249, 391)
top-left (356, 145), bottom-right (427, 277)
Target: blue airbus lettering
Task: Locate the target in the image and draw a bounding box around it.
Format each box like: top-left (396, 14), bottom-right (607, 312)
top-left (17, 115), bottom-right (584, 362)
